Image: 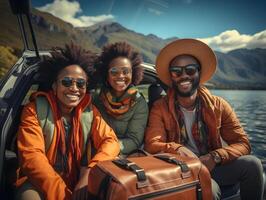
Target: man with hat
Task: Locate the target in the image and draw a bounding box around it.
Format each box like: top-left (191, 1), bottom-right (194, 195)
top-left (144, 39), bottom-right (264, 199)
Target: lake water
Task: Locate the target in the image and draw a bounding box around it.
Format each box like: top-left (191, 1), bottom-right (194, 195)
top-left (211, 90), bottom-right (266, 168)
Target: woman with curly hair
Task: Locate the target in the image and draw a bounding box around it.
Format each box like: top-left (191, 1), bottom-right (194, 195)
top-left (93, 42), bottom-right (148, 156)
top-left (16, 43), bottom-right (120, 200)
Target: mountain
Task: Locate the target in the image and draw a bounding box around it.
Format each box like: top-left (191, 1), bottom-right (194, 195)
top-left (78, 22), bottom-right (169, 63)
top-left (0, 1), bottom-right (24, 50)
top-left (0, 1), bottom-right (97, 52)
top-left (210, 49), bottom-right (266, 89)
top-left (0, 1), bottom-right (266, 89)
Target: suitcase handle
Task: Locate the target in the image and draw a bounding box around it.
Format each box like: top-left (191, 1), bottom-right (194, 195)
top-left (154, 154), bottom-right (190, 173)
top-left (112, 159), bottom-right (149, 188)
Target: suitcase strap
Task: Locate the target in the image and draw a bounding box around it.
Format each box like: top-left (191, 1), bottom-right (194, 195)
top-left (113, 159), bottom-right (147, 183)
top-left (154, 154), bottom-right (189, 173)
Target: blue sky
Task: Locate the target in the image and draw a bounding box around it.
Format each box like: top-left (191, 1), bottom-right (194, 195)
top-left (32, 0), bottom-right (266, 52)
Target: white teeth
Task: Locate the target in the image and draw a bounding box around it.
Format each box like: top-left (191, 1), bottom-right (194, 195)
top-left (66, 94), bottom-right (79, 100)
top-left (180, 81), bottom-right (191, 86)
top-left (66, 94), bottom-right (78, 97)
top-left (115, 81), bottom-right (125, 85)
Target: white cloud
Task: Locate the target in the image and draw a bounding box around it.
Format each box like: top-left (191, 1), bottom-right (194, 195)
top-left (37, 0), bottom-right (115, 27)
top-left (78, 15), bottom-right (115, 27)
top-left (198, 29), bottom-right (266, 52)
top-left (247, 30), bottom-right (266, 49)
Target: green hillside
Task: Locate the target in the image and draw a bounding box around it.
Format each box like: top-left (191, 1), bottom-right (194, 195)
top-left (0, 1), bottom-right (24, 50)
top-left (0, 46), bottom-right (18, 77)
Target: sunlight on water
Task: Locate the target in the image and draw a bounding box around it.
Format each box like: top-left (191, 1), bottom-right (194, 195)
top-left (211, 90), bottom-right (266, 167)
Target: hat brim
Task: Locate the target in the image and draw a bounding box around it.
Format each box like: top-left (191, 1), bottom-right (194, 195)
top-left (156, 39), bottom-right (217, 87)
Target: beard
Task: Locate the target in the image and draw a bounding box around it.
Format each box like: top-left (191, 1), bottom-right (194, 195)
top-left (173, 76), bottom-right (200, 97)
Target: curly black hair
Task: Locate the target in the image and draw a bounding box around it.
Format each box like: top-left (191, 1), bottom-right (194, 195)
top-left (94, 42), bottom-right (143, 86)
top-left (38, 42), bottom-right (97, 91)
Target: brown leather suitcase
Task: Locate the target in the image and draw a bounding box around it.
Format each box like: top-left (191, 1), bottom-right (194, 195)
top-left (88, 153), bottom-right (212, 200)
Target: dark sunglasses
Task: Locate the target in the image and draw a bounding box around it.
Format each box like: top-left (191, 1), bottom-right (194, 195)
top-left (108, 67), bottom-right (132, 76)
top-left (169, 64), bottom-right (200, 77)
top-left (59, 77), bottom-right (87, 89)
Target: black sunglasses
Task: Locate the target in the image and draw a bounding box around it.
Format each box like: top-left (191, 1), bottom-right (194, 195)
top-left (59, 77), bottom-right (87, 89)
top-left (169, 64), bottom-right (200, 77)
top-left (108, 67), bottom-right (132, 76)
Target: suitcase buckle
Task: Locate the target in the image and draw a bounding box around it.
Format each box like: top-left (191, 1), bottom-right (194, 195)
top-left (136, 179), bottom-right (149, 189)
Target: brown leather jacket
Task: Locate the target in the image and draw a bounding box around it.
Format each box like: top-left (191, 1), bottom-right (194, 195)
top-left (145, 86), bottom-right (251, 164)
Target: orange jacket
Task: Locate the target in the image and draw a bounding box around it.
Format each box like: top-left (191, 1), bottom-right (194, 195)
top-left (16, 91), bottom-right (120, 200)
top-left (145, 86), bottom-right (251, 164)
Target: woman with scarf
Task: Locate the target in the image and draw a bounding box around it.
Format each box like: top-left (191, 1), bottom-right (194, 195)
top-left (93, 42), bottom-right (149, 156)
top-left (16, 43), bottom-right (120, 200)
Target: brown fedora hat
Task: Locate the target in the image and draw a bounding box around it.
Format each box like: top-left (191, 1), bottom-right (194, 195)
top-left (156, 38), bottom-right (217, 87)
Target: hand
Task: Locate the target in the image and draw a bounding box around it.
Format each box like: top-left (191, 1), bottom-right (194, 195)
top-left (72, 167), bottom-right (91, 200)
top-left (177, 146), bottom-right (198, 158)
top-left (199, 153), bottom-right (216, 172)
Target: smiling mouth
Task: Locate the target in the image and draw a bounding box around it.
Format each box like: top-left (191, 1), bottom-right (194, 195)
top-left (65, 94), bottom-right (79, 101)
top-left (179, 81), bottom-right (191, 86)
top-left (177, 80), bottom-right (192, 90)
top-left (115, 80), bottom-right (127, 86)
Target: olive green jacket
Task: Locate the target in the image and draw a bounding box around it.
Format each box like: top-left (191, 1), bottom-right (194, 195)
top-left (93, 92), bottom-right (149, 155)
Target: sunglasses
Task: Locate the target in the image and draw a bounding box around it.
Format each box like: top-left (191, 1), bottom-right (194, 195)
top-left (169, 64), bottom-right (200, 77)
top-left (108, 67), bottom-right (132, 76)
top-left (59, 77), bottom-right (87, 89)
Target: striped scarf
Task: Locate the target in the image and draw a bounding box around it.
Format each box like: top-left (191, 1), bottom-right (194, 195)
top-left (175, 98), bottom-right (209, 155)
top-left (100, 85), bottom-right (138, 118)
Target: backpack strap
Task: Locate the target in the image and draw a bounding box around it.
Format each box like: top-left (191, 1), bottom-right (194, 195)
top-left (36, 96), bottom-right (55, 152)
top-left (80, 106), bottom-right (93, 152)
top-left (36, 96), bottom-right (94, 158)
top-left (80, 106), bottom-right (94, 164)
